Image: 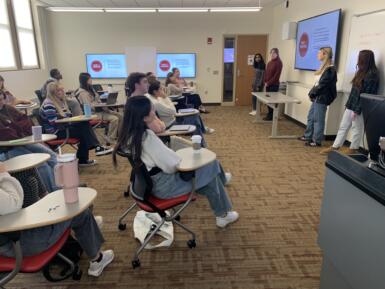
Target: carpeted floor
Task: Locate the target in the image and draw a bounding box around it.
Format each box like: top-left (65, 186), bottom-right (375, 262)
top-left (7, 106), bottom-right (329, 289)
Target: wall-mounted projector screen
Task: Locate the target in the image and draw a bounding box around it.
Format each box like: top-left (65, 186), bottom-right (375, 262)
top-left (86, 54), bottom-right (127, 79)
top-left (295, 9), bottom-right (341, 71)
top-left (156, 53), bottom-right (196, 78)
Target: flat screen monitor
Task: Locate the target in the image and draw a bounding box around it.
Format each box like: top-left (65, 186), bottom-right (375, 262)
top-left (361, 94), bottom-right (385, 161)
top-left (86, 54), bottom-right (127, 79)
top-left (295, 9), bottom-right (342, 71)
top-left (224, 48), bottom-right (235, 64)
top-left (156, 53), bottom-right (196, 78)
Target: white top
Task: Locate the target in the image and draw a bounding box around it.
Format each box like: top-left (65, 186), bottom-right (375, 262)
top-left (141, 129), bottom-right (181, 174)
top-left (0, 172), bottom-right (23, 215)
top-left (147, 94), bottom-right (177, 127)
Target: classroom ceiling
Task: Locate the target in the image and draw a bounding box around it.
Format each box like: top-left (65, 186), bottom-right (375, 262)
top-left (38, 0), bottom-right (285, 8)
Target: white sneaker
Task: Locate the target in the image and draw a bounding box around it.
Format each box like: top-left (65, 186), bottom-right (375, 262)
top-left (249, 111), bottom-right (257, 116)
top-left (216, 211), bottom-right (239, 228)
top-left (225, 172), bottom-right (232, 185)
top-left (206, 127), bottom-right (215, 134)
top-left (95, 146), bottom-right (113, 156)
top-left (88, 250), bottom-right (114, 277)
top-left (94, 216), bottom-right (103, 230)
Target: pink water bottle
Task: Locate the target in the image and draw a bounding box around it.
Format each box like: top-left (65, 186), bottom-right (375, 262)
top-left (54, 153), bottom-right (79, 203)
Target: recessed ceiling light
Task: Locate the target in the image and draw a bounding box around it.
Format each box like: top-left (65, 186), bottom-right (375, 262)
top-left (104, 8), bottom-right (156, 13)
top-left (210, 7), bottom-right (262, 12)
top-left (158, 8), bottom-right (209, 12)
top-left (47, 7), bottom-right (104, 12)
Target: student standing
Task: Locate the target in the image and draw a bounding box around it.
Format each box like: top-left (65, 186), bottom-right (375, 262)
top-left (320, 50), bottom-right (379, 154)
top-left (113, 96), bottom-right (239, 228)
top-left (0, 163), bottom-right (114, 277)
top-left (249, 53), bottom-right (266, 116)
top-left (0, 75), bottom-right (31, 106)
top-left (40, 82), bottom-right (112, 166)
top-left (76, 73), bottom-right (122, 144)
top-left (299, 47), bottom-right (337, 147)
top-left (263, 48), bottom-right (283, 121)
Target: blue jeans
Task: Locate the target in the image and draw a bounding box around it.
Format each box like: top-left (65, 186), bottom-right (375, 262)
top-left (0, 144), bottom-right (59, 192)
top-left (151, 160), bottom-right (232, 217)
top-left (304, 102), bottom-right (327, 144)
top-left (175, 114), bottom-right (207, 147)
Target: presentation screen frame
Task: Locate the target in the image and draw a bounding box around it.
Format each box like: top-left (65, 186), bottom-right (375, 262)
top-left (85, 53), bottom-right (127, 79)
top-left (156, 53), bottom-right (197, 78)
top-left (294, 9), bottom-right (342, 71)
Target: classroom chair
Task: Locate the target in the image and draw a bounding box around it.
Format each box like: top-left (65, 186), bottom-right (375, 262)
top-left (116, 149), bottom-right (196, 269)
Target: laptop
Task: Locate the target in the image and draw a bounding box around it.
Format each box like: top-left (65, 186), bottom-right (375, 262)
top-left (106, 92), bottom-right (118, 105)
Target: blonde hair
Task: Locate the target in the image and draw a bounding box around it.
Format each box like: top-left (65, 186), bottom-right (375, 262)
top-left (46, 82), bottom-right (69, 117)
top-left (315, 47), bottom-right (333, 75)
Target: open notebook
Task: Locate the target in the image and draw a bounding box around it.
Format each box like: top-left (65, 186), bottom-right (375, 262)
top-left (169, 125), bottom-right (192, 131)
top-left (178, 108), bottom-right (196, 113)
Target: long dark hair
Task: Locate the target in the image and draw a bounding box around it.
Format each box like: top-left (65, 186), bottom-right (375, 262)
top-left (351, 50), bottom-right (378, 90)
top-left (253, 53), bottom-right (266, 70)
top-left (165, 72), bottom-right (174, 86)
top-left (125, 72), bottom-right (146, 97)
top-left (79, 72), bottom-right (95, 97)
top-left (148, 81), bottom-right (161, 96)
top-left (113, 96), bottom-right (152, 167)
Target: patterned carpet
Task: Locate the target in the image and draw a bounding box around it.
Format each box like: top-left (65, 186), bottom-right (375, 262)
top-left (7, 106), bottom-right (328, 289)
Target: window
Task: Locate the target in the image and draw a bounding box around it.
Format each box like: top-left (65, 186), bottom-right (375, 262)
top-left (0, 0), bottom-right (39, 71)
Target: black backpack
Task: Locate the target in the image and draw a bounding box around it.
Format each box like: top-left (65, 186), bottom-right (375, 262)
top-left (42, 235), bottom-right (83, 282)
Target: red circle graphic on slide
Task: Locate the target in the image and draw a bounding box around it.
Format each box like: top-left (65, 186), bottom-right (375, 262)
top-left (299, 33), bottom-right (309, 57)
top-left (91, 60), bottom-right (103, 72)
top-left (159, 60), bottom-right (171, 72)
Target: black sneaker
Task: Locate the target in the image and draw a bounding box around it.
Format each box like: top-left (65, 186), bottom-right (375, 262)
top-left (95, 146), bottom-right (113, 156)
top-left (263, 115), bottom-right (273, 121)
top-left (79, 160), bottom-right (97, 167)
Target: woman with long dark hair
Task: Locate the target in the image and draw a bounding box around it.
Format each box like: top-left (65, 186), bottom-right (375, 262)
top-left (321, 50), bottom-right (379, 154)
top-left (113, 96), bottom-right (239, 228)
top-left (76, 72), bottom-right (121, 143)
top-left (299, 47), bottom-right (337, 147)
top-left (249, 53), bottom-right (266, 116)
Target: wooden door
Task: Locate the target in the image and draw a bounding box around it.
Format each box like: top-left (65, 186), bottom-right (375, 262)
top-left (235, 35), bottom-right (268, 106)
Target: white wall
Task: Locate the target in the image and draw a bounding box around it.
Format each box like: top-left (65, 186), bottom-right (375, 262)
top-left (45, 9), bottom-right (274, 103)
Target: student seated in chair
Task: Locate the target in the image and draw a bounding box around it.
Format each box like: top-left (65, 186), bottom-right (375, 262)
top-left (0, 91), bottom-right (58, 192)
top-left (39, 82), bottom-right (112, 167)
top-left (113, 96), bottom-right (239, 228)
top-left (0, 75), bottom-right (31, 106)
top-left (76, 73), bottom-right (122, 144)
top-left (0, 162), bottom-right (114, 277)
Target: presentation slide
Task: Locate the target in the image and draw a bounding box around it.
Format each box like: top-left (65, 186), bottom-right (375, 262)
top-left (295, 10), bottom-right (341, 71)
top-left (86, 54), bottom-right (127, 78)
top-left (224, 48), bottom-right (235, 63)
top-left (156, 53), bottom-right (196, 78)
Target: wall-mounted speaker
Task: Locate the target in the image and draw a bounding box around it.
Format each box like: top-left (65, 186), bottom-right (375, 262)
top-left (282, 22), bottom-right (297, 40)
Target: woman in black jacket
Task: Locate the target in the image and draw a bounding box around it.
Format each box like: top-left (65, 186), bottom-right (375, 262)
top-left (321, 50), bottom-right (379, 154)
top-left (299, 47), bottom-right (337, 147)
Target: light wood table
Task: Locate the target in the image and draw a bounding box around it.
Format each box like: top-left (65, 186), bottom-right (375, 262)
top-left (0, 188), bottom-right (97, 233)
top-left (157, 125), bottom-right (196, 137)
top-left (3, 153), bottom-right (51, 173)
top-left (252, 91), bottom-right (301, 139)
top-left (176, 147), bottom-right (216, 172)
top-left (176, 109), bottom-right (199, 117)
top-left (55, 114), bottom-right (97, 124)
top-left (0, 134), bottom-right (57, 147)
top-left (15, 102), bottom-right (38, 114)
top-left (93, 102), bottom-right (125, 109)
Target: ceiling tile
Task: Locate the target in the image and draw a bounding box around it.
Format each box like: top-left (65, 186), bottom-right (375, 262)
top-left (87, 0), bottom-right (116, 7)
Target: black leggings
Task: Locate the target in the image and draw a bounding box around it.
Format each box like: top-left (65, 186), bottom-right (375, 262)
top-left (56, 122), bottom-right (99, 162)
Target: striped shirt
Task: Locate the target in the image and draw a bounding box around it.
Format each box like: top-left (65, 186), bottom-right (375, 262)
top-left (39, 99), bottom-right (71, 134)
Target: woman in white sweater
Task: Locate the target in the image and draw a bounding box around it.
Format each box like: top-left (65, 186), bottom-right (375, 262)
top-left (0, 162), bottom-right (114, 277)
top-left (113, 96), bottom-right (239, 228)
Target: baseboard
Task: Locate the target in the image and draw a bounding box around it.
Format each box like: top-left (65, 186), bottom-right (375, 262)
top-left (203, 103), bottom-right (221, 106)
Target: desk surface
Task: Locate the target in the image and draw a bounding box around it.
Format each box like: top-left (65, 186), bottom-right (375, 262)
top-left (176, 147), bottom-right (216, 172)
top-left (4, 153), bottom-right (51, 173)
top-left (0, 188), bottom-right (97, 233)
top-left (0, 134), bottom-right (57, 147)
top-left (94, 102), bottom-right (125, 108)
top-left (55, 114), bottom-right (97, 124)
top-left (252, 92), bottom-right (301, 104)
top-left (176, 109), bottom-right (199, 117)
top-left (157, 125), bottom-right (196, 137)
top-left (15, 102), bottom-right (38, 110)
top-left (169, 95), bottom-right (184, 101)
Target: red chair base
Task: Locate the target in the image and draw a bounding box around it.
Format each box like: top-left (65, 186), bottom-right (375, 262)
top-left (136, 193), bottom-right (196, 212)
top-left (0, 229), bottom-right (71, 273)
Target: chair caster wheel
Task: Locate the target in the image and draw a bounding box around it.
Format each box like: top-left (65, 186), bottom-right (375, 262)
top-left (175, 215), bottom-right (181, 221)
top-left (72, 265), bottom-right (82, 281)
top-left (187, 239), bottom-right (196, 249)
top-left (118, 223), bottom-right (127, 231)
top-left (123, 191), bottom-right (129, 197)
top-left (132, 259), bottom-right (141, 269)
